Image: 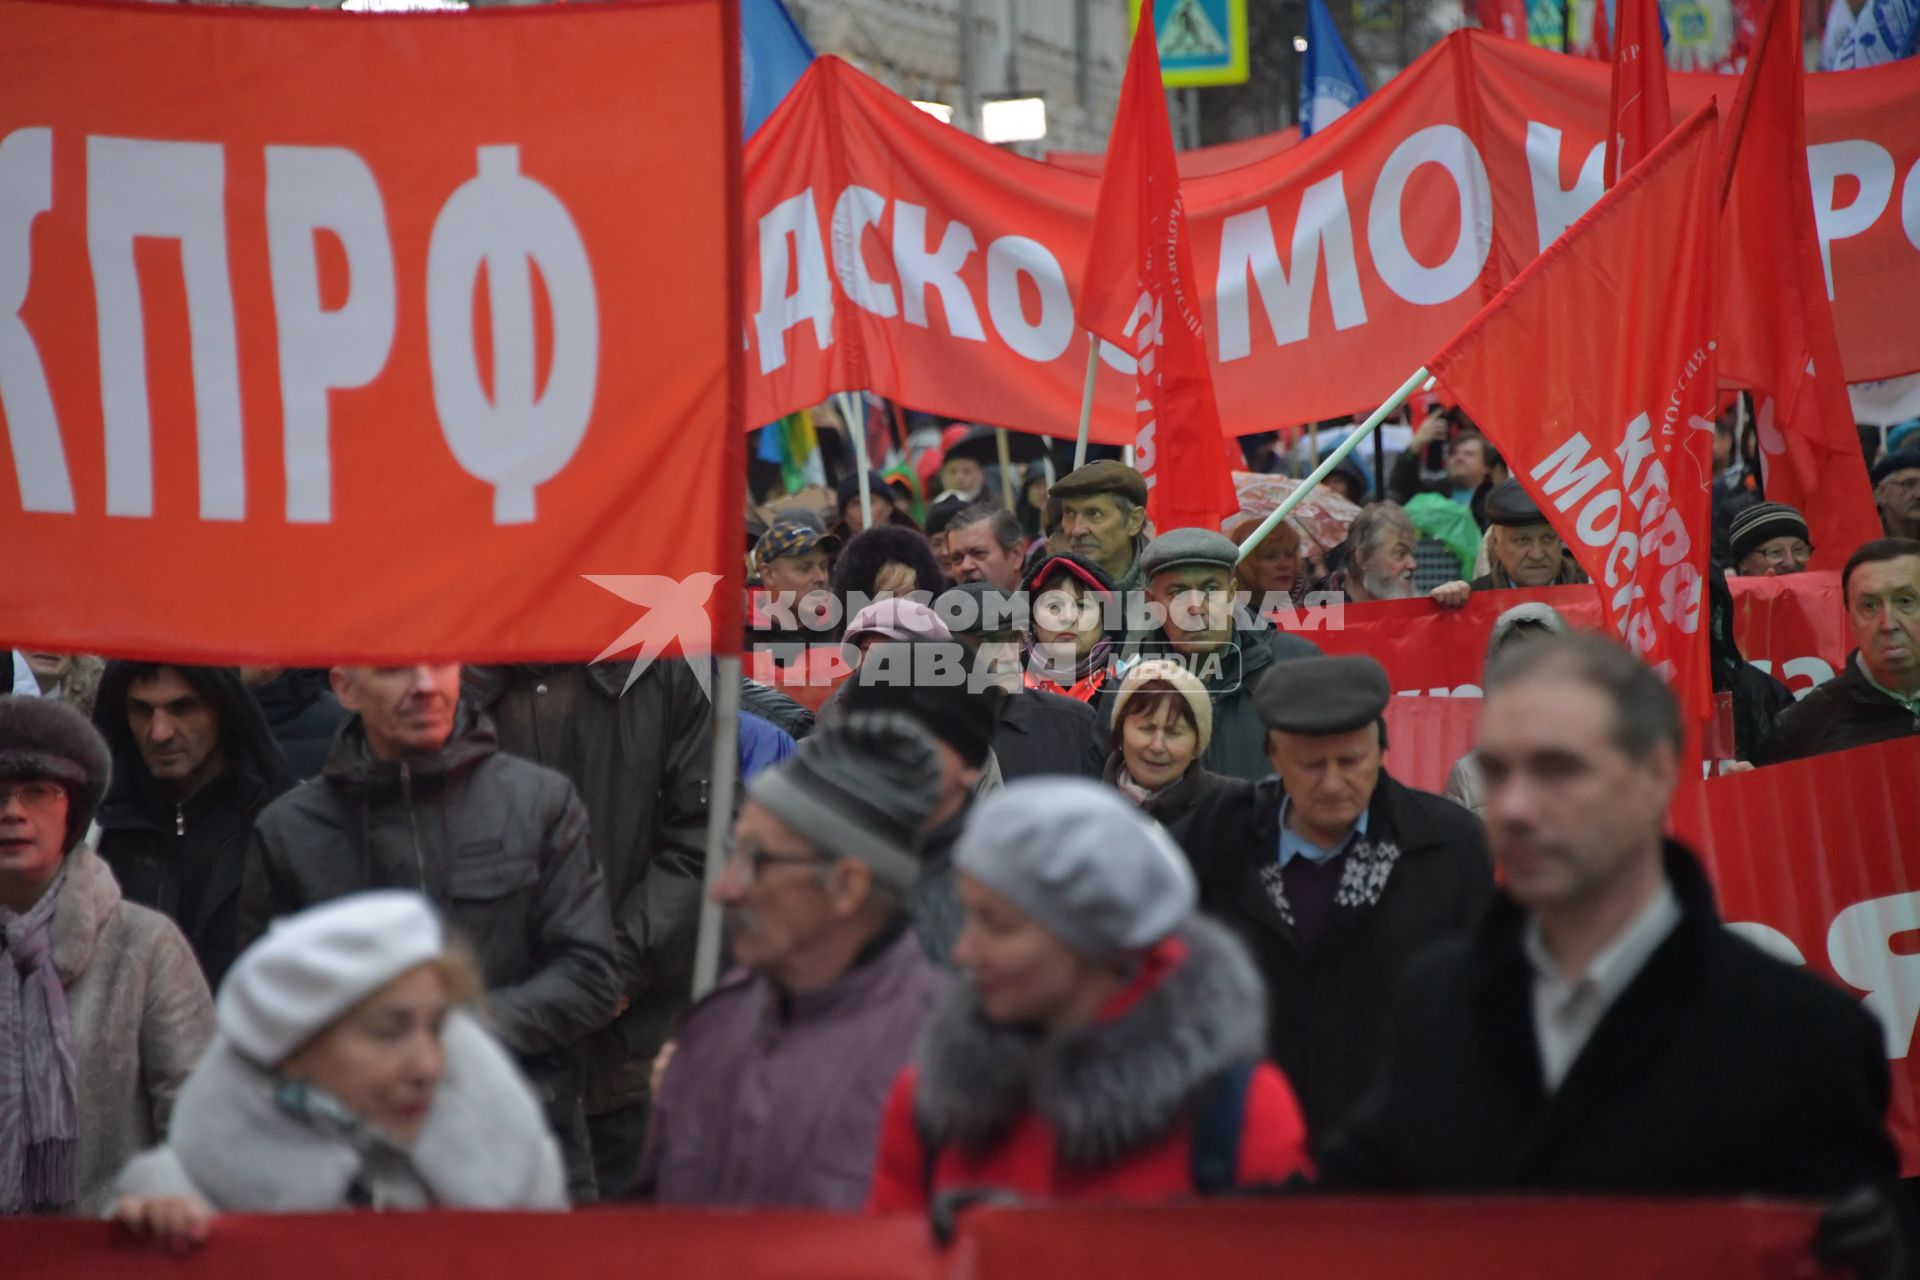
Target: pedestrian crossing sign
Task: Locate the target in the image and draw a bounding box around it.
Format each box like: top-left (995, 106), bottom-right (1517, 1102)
top-left (1130, 0), bottom-right (1249, 86)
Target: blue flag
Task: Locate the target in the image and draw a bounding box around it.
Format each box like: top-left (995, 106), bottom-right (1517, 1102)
top-left (742, 0), bottom-right (814, 137)
top-left (1299, 0), bottom-right (1369, 137)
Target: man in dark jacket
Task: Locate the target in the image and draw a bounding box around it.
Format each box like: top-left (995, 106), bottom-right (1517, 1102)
top-left (462, 658), bottom-right (710, 1201)
top-left (1757, 538), bottom-right (1920, 764)
top-left (1180, 654), bottom-right (1492, 1146)
top-left (1097, 529), bottom-right (1322, 782)
top-left (841, 640), bottom-right (1003, 967)
top-left (92, 663), bottom-right (293, 990)
top-left (239, 667), bottom-right (347, 780)
top-left (239, 663), bottom-right (620, 1198)
top-left (1321, 634), bottom-right (1901, 1274)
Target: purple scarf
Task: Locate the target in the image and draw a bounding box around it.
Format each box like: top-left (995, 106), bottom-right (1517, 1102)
top-left (0, 864), bottom-right (78, 1213)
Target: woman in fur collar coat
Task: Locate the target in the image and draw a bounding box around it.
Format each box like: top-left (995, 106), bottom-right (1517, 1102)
top-left (867, 780), bottom-right (1309, 1215)
top-left (110, 893), bottom-right (564, 1247)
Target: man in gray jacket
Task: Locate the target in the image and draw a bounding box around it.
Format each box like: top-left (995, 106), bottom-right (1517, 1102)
top-left (636, 713), bottom-right (946, 1210)
top-left (238, 664), bottom-right (619, 1199)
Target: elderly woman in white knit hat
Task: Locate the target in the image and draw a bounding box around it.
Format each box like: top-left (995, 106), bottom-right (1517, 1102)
top-left (110, 891), bottom-right (564, 1248)
top-left (867, 779), bottom-right (1308, 1226)
top-left (1101, 659), bottom-right (1223, 841)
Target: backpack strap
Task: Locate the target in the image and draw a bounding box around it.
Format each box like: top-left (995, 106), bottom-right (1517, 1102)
top-left (1188, 1063), bottom-right (1257, 1194)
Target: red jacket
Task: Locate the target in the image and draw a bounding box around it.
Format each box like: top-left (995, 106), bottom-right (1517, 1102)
top-left (866, 1061), bottom-right (1310, 1212)
top-left (866, 924), bottom-right (1312, 1213)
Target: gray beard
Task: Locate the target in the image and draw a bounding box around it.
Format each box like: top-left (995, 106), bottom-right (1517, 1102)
top-left (1361, 568), bottom-right (1416, 600)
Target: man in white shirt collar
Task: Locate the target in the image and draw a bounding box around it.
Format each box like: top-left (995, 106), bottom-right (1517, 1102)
top-left (1475, 635), bottom-right (1687, 1091)
top-left (1321, 634), bottom-right (1907, 1276)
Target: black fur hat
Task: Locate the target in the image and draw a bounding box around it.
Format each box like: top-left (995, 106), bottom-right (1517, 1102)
top-left (0, 694), bottom-right (113, 851)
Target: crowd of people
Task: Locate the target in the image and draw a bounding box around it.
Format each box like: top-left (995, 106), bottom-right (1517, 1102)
top-left (1, 405), bottom-right (1917, 1276)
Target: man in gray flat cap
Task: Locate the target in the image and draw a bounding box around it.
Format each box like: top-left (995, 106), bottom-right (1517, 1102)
top-left (636, 712), bottom-right (948, 1210)
top-left (1050, 460), bottom-right (1152, 594)
top-left (1093, 528), bottom-right (1320, 782)
top-left (1177, 654), bottom-right (1493, 1148)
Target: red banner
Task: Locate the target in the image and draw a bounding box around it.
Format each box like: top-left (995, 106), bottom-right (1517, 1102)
top-left (745, 30), bottom-right (1920, 442)
top-left (1291, 572), bottom-right (1850, 702)
top-left (0, 1198), bottom-right (1828, 1279)
top-left (1675, 737), bottom-right (1920, 1175)
top-left (0, 0), bottom-right (744, 665)
top-left (1430, 104), bottom-right (1720, 727)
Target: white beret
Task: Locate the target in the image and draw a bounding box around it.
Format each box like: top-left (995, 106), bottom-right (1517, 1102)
top-left (955, 778), bottom-right (1196, 959)
top-left (218, 891), bottom-right (445, 1066)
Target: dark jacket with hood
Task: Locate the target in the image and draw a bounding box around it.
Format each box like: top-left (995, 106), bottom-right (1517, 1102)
top-left (1094, 623), bottom-right (1322, 783)
top-left (1320, 842), bottom-right (1899, 1202)
top-left (92, 663), bottom-right (294, 991)
top-left (246, 668), bottom-right (348, 780)
top-left (462, 660), bottom-right (711, 1116)
top-left (1179, 769), bottom-right (1494, 1147)
top-left (238, 701), bottom-right (620, 1109)
top-left (1707, 573), bottom-right (1795, 763)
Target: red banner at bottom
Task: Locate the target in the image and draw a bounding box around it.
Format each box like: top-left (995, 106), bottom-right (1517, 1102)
top-left (0, 1198), bottom-right (1828, 1279)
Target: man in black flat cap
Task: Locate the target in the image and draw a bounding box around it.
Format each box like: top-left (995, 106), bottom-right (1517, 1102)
top-left (1470, 479), bottom-right (1589, 591)
top-left (1873, 448), bottom-right (1920, 541)
top-left (1178, 654), bottom-right (1493, 1148)
top-left (1049, 460), bottom-right (1152, 595)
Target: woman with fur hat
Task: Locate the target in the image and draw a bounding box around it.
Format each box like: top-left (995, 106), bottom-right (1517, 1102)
top-left (110, 891), bottom-right (564, 1247)
top-left (867, 779), bottom-right (1309, 1220)
top-left (0, 694), bottom-right (213, 1216)
top-left (1102, 660), bottom-right (1224, 841)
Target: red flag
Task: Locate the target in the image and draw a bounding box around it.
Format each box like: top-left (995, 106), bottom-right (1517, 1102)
top-left (1428, 103), bottom-right (1720, 729)
top-left (1719, 0), bottom-right (1884, 562)
top-left (1477, 0), bottom-right (1530, 39)
top-left (1604, 0), bottom-right (1671, 185)
top-left (1078, 0), bottom-right (1237, 536)
top-left (1591, 0), bottom-right (1614, 59)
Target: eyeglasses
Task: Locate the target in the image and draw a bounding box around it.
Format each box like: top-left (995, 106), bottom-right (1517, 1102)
top-left (0, 781), bottom-right (65, 811)
top-left (725, 838), bottom-right (829, 883)
top-left (1759, 541), bottom-right (1813, 567)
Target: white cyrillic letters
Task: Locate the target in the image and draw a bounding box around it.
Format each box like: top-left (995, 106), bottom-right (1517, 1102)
top-left (754, 188), bottom-right (835, 374)
top-left (1214, 173), bottom-right (1368, 361)
top-left (829, 185), bottom-right (897, 318)
top-left (87, 136), bottom-right (246, 520)
top-left (265, 147), bottom-right (396, 523)
top-left (892, 202), bottom-right (985, 341)
top-left (1524, 122), bottom-right (1604, 251)
top-left (1807, 140), bottom-right (1894, 299)
top-left (1828, 891), bottom-right (1920, 1059)
top-left (984, 235), bottom-right (1073, 362)
top-left (1369, 125), bottom-right (1492, 306)
top-left (0, 128), bottom-right (72, 514)
top-left (426, 145), bottom-right (598, 525)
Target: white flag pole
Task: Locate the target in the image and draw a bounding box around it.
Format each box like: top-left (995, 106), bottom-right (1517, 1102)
top-left (1236, 366), bottom-right (1432, 564)
top-left (839, 391), bottom-right (873, 530)
top-left (690, 654), bottom-right (742, 998)
top-left (1073, 332), bottom-right (1099, 470)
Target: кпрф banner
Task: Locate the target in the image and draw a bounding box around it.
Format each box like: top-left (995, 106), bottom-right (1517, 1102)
top-left (0, 0), bottom-right (744, 665)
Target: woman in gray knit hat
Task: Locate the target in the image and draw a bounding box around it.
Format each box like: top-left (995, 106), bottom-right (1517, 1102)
top-left (867, 778), bottom-right (1308, 1221)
